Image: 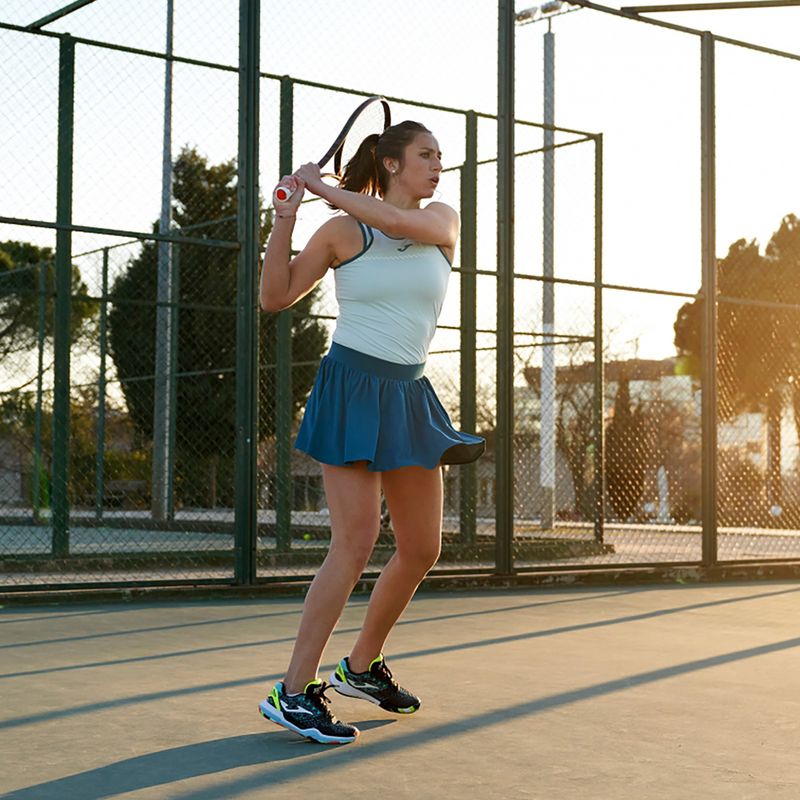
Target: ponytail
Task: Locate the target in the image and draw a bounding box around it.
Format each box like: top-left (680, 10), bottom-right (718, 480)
top-left (329, 120), bottom-right (431, 210)
top-left (338, 133), bottom-right (381, 197)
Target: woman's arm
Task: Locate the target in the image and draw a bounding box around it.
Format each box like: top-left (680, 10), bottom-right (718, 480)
top-left (295, 164), bottom-right (459, 248)
top-left (260, 177), bottom-right (336, 312)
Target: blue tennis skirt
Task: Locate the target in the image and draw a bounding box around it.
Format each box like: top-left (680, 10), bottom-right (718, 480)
top-left (295, 342), bottom-right (485, 472)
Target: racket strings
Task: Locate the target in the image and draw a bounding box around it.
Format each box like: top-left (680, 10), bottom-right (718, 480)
top-left (335, 100), bottom-right (391, 194)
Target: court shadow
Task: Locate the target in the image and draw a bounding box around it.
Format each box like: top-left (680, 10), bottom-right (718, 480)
top-left (1, 730), bottom-right (344, 800)
top-left (6, 585), bottom-right (800, 733)
top-left (349, 718), bottom-right (395, 732)
top-left (0, 607), bottom-right (304, 650)
top-left (0, 587), bottom-right (643, 680)
top-left (165, 631), bottom-right (800, 800)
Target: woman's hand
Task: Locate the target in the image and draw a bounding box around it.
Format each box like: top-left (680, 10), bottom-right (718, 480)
top-left (273, 175), bottom-right (305, 218)
top-left (294, 163), bottom-right (326, 196)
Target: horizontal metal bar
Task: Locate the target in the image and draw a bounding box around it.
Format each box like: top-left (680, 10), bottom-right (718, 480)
top-left (714, 33), bottom-right (800, 62)
top-left (112, 365), bottom-right (237, 386)
top-left (73, 239), bottom-right (145, 257)
top-left (0, 230), bottom-right (692, 302)
top-left (0, 21), bottom-right (240, 73)
top-left (718, 293), bottom-right (800, 313)
top-left (0, 216), bottom-right (239, 250)
top-left (27, 0), bottom-right (98, 30)
top-left (0, 22), bottom-right (601, 136)
top-left (0, 263), bottom-right (44, 278)
top-left (4, 7), bottom-right (798, 90)
top-left (566, 0), bottom-right (715, 32)
top-left (429, 337), bottom-right (591, 355)
top-left (512, 560), bottom-right (705, 572)
top-left (0, 578), bottom-right (234, 593)
top-left (475, 135), bottom-right (595, 168)
top-left (623, 0), bottom-right (800, 12)
top-left (462, 266), bottom-right (701, 300)
top-left (715, 556), bottom-right (800, 565)
top-left (436, 323), bottom-right (592, 339)
top-left (568, 0), bottom-right (800, 61)
top-left (599, 280), bottom-right (700, 299)
top-left (81, 293), bottom-right (236, 315)
top-left (281, 77), bottom-right (601, 137)
top-left (73, 217), bottom-right (239, 258)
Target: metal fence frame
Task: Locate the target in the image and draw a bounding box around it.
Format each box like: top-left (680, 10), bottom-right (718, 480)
top-left (2, 0), bottom-right (800, 593)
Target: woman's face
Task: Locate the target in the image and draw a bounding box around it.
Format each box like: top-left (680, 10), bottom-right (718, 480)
top-left (390, 132), bottom-right (442, 198)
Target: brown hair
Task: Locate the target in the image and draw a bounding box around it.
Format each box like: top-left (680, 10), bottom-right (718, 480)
top-left (334, 120), bottom-right (431, 204)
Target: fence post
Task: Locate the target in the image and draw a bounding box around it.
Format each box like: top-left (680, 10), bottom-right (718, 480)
top-left (33, 262), bottom-right (48, 523)
top-left (700, 31), bottom-right (718, 566)
top-left (460, 110), bottom-right (478, 545)
top-left (275, 76), bottom-right (294, 552)
top-left (51, 34), bottom-right (75, 557)
top-left (167, 243), bottom-right (180, 520)
top-left (496, 0), bottom-right (515, 574)
top-left (593, 134), bottom-right (605, 544)
top-left (95, 248), bottom-right (109, 521)
top-left (234, 0), bottom-right (260, 585)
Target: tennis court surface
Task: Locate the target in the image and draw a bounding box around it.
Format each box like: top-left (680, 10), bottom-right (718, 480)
top-left (2, 581), bottom-right (799, 799)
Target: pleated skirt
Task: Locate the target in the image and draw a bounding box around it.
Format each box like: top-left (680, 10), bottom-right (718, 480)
top-left (294, 342), bottom-right (485, 472)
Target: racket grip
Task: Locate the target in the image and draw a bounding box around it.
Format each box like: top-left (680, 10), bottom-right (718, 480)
top-left (273, 185), bottom-right (294, 204)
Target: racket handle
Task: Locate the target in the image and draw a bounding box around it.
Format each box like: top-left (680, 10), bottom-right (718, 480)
top-left (274, 185), bottom-right (294, 204)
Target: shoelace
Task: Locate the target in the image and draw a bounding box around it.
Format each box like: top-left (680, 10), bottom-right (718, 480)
top-left (306, 681), bottom-right (352, 727)
top-left (372, 660), bottom-right (398, 689)
top-left (305, 681), bottom-right (336, 714)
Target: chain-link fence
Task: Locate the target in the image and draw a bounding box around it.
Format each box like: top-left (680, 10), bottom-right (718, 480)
top-left (2, 1), bottom-right (800, 591)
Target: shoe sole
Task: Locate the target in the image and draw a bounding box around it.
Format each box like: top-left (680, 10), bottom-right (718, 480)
top-left (258, 700), bottom-right (358, 745)
top-left (329, 672), bottom-right (420, 714)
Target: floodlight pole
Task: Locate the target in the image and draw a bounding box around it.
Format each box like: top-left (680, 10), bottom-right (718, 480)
top-left (152, 0), bottom-right (176, 521)
top-left (540, 23), bottom-right (557, 532)
top-left (517, 5), bottom-right (566, 531)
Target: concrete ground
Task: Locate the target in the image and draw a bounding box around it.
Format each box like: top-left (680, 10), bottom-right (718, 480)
top-left (1, 581), bottom-right (799, 800)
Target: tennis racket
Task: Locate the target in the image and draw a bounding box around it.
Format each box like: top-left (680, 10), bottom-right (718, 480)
top-left (273, 95), bottom-right (392, 204)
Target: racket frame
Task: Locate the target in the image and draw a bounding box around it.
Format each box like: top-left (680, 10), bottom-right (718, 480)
top-left (273, 95), bottom-right (391, 205)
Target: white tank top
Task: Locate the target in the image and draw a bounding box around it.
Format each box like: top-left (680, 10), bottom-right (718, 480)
top-left (331, 222), bottom-right (452, 365)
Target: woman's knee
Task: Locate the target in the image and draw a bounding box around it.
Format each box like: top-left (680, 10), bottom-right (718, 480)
top-left (396, 536), bottom-right (441, 575)
top-left (328, 532), bottom-right (378, 576)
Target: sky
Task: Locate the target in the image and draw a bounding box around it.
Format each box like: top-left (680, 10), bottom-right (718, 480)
top-left (1, 0), bottom-right (799, 397)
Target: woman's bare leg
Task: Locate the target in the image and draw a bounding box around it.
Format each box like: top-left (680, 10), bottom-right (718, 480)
top-left (347, 465), bottom-right (443, 672)
top-left (283, 462), bottom-right (381, 693)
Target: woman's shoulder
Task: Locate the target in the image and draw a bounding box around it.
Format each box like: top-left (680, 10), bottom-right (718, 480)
top-left (319, 213), bottom-right (363, 233)
top-left (319, 214), bottom-right (370, 268)
top-left (422, 201), bottom-right (459, 219)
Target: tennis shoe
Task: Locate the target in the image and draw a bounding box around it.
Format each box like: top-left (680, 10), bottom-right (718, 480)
top-left (258, 679), bottom-right (359, 744)
top-left (330, 654), bottom-right (420, 714)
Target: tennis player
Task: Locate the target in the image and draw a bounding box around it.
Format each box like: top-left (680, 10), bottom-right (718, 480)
top-left (258, 121), bottom-right (484, 744)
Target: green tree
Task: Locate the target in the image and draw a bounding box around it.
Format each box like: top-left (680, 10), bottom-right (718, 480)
top-left (674, 214), bottom-right (800, 520)
top-left (108, 147), bottom-right (327, 507)
top-left (675, 215), bottom-right (800, 420)
top-left (0, 240), bottom-right (95, 363)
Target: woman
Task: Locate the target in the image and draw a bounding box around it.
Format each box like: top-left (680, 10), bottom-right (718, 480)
top-left (258, 120), bottom-right (484, 744)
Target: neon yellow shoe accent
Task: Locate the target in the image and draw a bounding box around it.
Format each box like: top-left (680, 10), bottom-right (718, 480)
top-left (335, 663), bottom-right (347, 682)
top-left (270, 685), bottom-right (282, 709)
top-left (368, 654), bottom-right (384, 671)
top-left (303, 678), bottom-right (323, 692)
